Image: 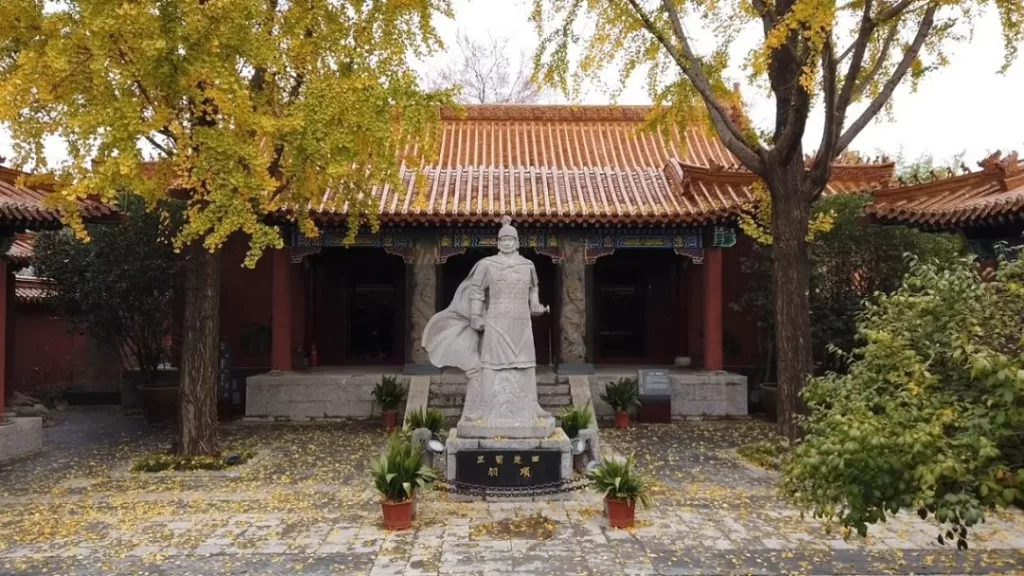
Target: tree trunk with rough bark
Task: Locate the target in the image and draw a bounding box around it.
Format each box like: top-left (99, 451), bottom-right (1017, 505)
top-left (767, 164), bottom-right (814, 441)
top-left (177, 243), bottom-right (221, 456)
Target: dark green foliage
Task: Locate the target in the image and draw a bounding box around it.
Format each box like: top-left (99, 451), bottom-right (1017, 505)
top-left (600, 377), bottom-right (641, 413)
top-left (370, 433), bottom-right (435, 503)
top-left (733, 194), bottom-right (964, 378)
top-left (371, 375), bottom-right (407, 411)
top-left (405, 407), bottom-right (445, 435)
top-left (558, 404), bottom-right (593, 439)
top-left (33, 195), bottom-right (181, 386)
top-left (132, 450), bottom-right (254, 472)
top-left (784, 257), bottom-right (1024, 547)
top-left (587, 455), bottom-right (651, 507)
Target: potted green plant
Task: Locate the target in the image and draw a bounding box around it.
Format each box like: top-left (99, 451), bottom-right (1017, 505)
top-left (372, 375), bottom-right (407, 429)
top-left (404, 407), bottom-right (445, 436)
top-left (600, 377), bottom-right (641, 429)
top-left (370, 434), bottom-right (435, 530)
top-left (558, 404), bottom-right (593, 439)
top-left (587, 455), bottom-right (651, 528)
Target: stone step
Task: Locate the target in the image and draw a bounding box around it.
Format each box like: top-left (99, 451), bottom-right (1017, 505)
top-left (430, 395), bottom-right (572, 408)
top-left (430, 383), bottom-right (570, 396)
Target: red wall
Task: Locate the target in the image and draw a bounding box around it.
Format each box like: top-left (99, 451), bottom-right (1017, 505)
top-left (11, 305), bottom-right (119, 398)
top-left (219, 235), bottom-right (305, 368)
top-left (722, 236), bottom-right (760, 375)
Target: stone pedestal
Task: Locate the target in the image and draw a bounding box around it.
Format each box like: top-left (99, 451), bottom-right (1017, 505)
top-left (444, 428), bottom-right (573, 500)
top-left (0, 417), bottom-right (42, 462)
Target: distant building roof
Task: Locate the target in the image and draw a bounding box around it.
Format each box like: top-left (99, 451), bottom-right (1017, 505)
top-left (868, 151), bottom-right (1024, 229)
top-left (13, 275), bottom-right (54, 305)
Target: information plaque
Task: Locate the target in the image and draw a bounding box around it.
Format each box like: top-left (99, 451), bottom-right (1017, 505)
top-left (455, 450), bottom-right (561, 487)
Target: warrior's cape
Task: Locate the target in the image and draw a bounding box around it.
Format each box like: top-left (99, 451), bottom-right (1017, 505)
top-left (421, 261), bottom-right (483, 372)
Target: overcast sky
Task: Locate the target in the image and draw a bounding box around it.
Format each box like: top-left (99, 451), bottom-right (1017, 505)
top-left (3, 0), bottom-right (1021, 170)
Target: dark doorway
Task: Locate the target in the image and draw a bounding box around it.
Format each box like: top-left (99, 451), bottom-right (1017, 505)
top-left (593, 250), bottom-right (679, 364)
top-left (309, 248), bottom-right (406, 365)
top-left (441, 248), bottom-right (557, 366)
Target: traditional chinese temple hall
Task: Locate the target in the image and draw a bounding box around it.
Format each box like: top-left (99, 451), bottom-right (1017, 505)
top-left (224, 104), bottom-right (902, 422)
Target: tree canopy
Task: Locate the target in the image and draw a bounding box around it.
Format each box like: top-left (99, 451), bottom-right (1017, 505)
top-left (784, 255), bottom-right (1024, 547)
top-left (0, 0), bottom-right (452, 265)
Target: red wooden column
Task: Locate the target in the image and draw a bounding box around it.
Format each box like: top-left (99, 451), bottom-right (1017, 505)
top-left (271, 248), bottom-right (293, 372)
top-left (0, 258), bottom-right (8, 417)
top-left (703, 247), bottom-right (724, 371)
top-left (686, 263), bottom-right (702, 362)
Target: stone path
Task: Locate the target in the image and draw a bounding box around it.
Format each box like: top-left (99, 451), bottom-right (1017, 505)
top-left (0, 408), bottom-right (1022, 575)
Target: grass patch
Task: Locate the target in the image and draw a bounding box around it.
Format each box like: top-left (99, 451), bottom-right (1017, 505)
top-left (132, 450), bottom-right (255, 473)
top-left (736, 440), bottom-right (788, 471)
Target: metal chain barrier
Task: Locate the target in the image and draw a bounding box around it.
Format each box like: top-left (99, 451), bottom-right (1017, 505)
top-left (436, 477), bottom-right (591, 498)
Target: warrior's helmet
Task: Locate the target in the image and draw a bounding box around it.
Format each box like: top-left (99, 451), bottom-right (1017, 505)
top-left (498, 215), bottom-right (518, 240)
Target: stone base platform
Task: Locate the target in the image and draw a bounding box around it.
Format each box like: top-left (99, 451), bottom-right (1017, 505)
top-left (443, 428), bottom-right (573, 501)
top-left (245, 369), bottom-right (407, 420)
top-left (0, 417), bottom-right (43, 462)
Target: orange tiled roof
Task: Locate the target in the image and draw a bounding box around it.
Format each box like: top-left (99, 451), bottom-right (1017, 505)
top-left (296, 105), bottom-right (893, 225)
top-left (5, 232), bottom-right (35, 265)
top-left (868, 151), bottom-right (1024, 228)
top-left (13, 275), bottom-right (54, 305)
top-left (0, 166), bottom-right (117, 229)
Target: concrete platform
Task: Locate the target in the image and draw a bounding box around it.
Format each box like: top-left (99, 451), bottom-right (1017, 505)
top-left (0, 417), bottom-right (43, 462)
top-left (244, 369), bottom-right (407, 420)
top-left (587, 368), bottom-right (747, 419)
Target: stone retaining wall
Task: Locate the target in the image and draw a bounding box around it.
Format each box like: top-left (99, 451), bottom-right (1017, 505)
top-left (587, 371), bottom-right (747, 419)
top-left (245, 372), bottom-right (408, 420)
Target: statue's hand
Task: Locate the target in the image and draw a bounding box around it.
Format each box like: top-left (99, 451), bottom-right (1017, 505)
top-left (470, 316), bottom-right (485, 332)
top-left (530, 303), bottom-right (550, 316)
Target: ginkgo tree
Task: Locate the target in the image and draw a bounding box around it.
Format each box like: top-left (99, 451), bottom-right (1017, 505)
top-left (0, 0), bottom-right (451, 455)
top-left (531, 0), bottom-right (1024, 439)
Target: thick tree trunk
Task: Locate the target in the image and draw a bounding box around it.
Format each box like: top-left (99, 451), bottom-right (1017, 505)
top-left (177, 243), bottom-right (221, 456)
top-left (767, 170), bottom-right (814, 441)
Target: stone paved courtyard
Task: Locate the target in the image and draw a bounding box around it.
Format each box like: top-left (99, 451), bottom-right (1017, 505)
top-left (0, 408), bottom-right (1022, 575)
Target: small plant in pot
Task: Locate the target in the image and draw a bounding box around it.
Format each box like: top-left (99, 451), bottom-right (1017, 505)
top-left (588, 454), bottom-right (651, 528)
top-left (404, 407), bottom-right (445, 436)
top-left (600, 377), bottom-right (641, 429)
top-left (372, 375), bottom-right (407, 429)
top-left (370, 434), bottom-right (435, 530)
top-left (558, 404), bottom-right (593, 439)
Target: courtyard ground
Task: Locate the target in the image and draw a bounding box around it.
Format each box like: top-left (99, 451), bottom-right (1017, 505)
top-left (0, 408), bottom-right (1022, 575)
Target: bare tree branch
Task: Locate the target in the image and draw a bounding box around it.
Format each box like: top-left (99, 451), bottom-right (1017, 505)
top-left (432, 32), bottom-right (546, 104)
top-left (622, 0), bottom-right (763, 171)
top-left (851, 23), bottom-right (898, 101)
top-left (807, 38), bottom-right (840, 194)
top-left (835, 3), bottom-right (937, 154)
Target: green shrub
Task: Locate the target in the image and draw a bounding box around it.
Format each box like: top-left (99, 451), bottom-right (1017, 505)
top-left (132, 450), bottom-right (254, 472)
top-left (784, 256), bottom-right (1024, 547)
top-left (587, 454), bottom-right (651, 507)
top-left (599, 377), bottom-right (641, 413)
top-left (405, 407), bottom-right (445, 435)
top-left (370, 433), bottom-right (435, 503)
top-left (558, 405), bottom-right (593, 439)
top-left (371, 375), bottom-right (407, 412)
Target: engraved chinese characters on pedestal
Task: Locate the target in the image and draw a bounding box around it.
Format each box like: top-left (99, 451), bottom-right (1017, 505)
top-left (422, 216), bottom-right (556, 439)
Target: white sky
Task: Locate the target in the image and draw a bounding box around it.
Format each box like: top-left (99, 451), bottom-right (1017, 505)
top-left (3, 0), bottom-right (1022, 169)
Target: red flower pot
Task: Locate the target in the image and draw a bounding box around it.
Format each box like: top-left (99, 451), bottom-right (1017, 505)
top-left (381, 410), bottom-right (398, 429)
top-left (381, 499), bottom-right (414, 530)
top-left (614, 412), bottom-right (630, 429)
top-left (605, 497), bottom-right (636, 528)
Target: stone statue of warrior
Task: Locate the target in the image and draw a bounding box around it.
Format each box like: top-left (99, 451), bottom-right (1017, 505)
top-left (422, 216), bottom-right (556, 438)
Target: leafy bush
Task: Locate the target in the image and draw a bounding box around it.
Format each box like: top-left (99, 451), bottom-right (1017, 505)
top-left (600, 378), bottom-right (641, 413)
top-left (783, 256), bottom-right (1024, 548)
top-left (370, 433), bottom-right (435, 503)
top-left (132, 450), bottom-right (254, 472)
top-left (405, 407), bottom-right (445, 435)
top-left (33, 195), bottom-right (182, 386)
top-left (558, 405), bottom-right (593, 439)
top-left (733, 194), bottom-right (963, 378)
top-left (587, 455), bottom-right (651, 507)
top-left (372, 375), bottom-right (407, 412)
